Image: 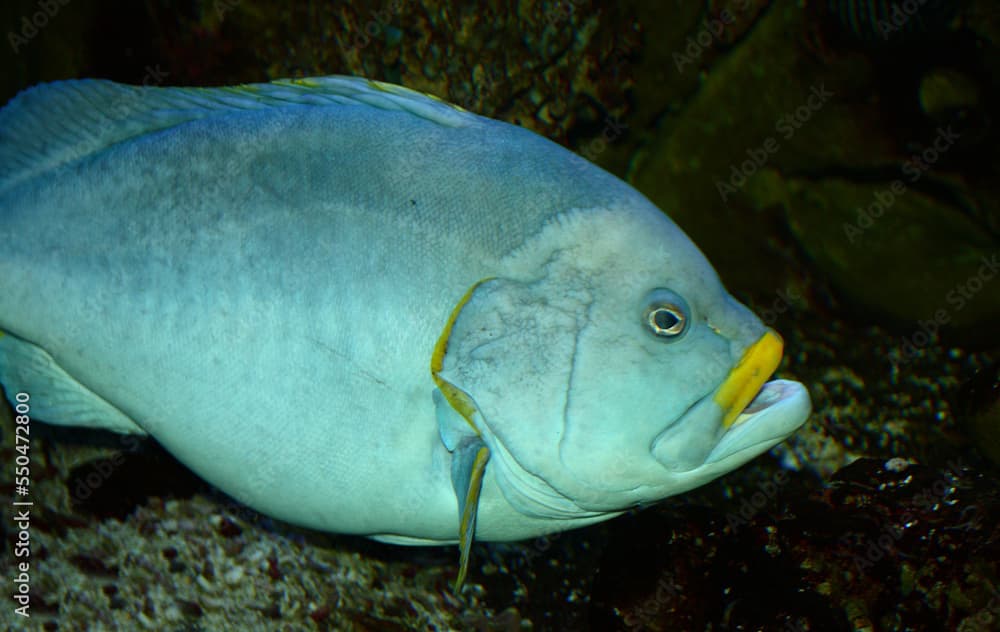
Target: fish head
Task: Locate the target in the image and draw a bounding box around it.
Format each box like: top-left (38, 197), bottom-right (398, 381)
top-left (433, 205), bottom-right (812, 522)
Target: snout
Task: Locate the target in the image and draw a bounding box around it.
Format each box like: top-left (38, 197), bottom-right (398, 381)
top-left (650, 330), bottom-right (807, 471)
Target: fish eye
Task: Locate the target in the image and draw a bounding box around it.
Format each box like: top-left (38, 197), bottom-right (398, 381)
top-left (643, 289), bottom-right (690, 340)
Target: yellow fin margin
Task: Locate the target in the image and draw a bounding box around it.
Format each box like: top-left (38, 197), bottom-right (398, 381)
top-left (431, 278), bottom-right (494, 430)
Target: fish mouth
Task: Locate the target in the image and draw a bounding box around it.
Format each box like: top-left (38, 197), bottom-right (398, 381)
top-left (651, 330), bottom-right (811, 471)
top-left (730, 378), bottom-right (798, 425)
top-left (709, 330), bottom-right (811, 458)
top-left (714, 329), bottom-right (785, 428)
top-left (703, 378), bottom-right (811, 465)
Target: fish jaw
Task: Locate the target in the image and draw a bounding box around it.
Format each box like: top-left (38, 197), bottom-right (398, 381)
top-left (703, 378), bottom-right (811, 466)
top-left (650, 326), bottom-right (811, 475)
top-left (650, 376), bottom-right (811, 473)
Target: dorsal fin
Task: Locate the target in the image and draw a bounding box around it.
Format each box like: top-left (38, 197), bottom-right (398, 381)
top-left (0, 76), bottom-right (474, 193)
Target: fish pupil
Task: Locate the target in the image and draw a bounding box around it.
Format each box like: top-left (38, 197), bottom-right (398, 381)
top-left (651, 308), bottom-right (682, 334)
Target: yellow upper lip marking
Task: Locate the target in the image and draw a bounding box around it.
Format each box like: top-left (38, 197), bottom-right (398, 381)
top-left (714, 330), bottom-right (784, 428)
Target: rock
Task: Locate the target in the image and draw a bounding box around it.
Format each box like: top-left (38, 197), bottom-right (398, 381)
top-left (629, 3), bottom-right (896, 298)
top-left (589, 458), bottom-right (1000, 631)
top-left (748, 169), bottom-right (1000, 344)
top-left (920, 67), bottom-right (982, 122)
top-left (630, 2), bottom-right (1000, 343)
top-left (959, 361), bottom-right (1000, 466)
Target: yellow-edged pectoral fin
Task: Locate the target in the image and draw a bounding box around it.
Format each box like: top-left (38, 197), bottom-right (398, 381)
top-left (432, 279), bottom-right (499, 591)
top-left (451, 438), bottom-right (490, 593)
top-left (431, 278), bottom-right (495, 431)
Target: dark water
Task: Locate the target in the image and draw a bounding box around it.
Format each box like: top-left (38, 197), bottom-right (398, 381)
top-left (1, 1), bottom-right (998, 630)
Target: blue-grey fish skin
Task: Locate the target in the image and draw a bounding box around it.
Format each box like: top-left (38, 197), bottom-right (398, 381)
top-left (0, 78), bottom-right (810, 544)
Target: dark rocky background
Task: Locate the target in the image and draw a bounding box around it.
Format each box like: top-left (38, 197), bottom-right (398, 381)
top-left (1, 1), bottom-right (998, 630)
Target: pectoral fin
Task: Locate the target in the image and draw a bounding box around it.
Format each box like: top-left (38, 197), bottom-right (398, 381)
top-left (0, 331), bottom-right (145, 435)
top-left (450, 436), bottom-right (490, 593)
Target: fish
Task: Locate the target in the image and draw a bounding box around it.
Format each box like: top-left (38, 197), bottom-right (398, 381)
top-left (0, 76), bottom-right (812, 590)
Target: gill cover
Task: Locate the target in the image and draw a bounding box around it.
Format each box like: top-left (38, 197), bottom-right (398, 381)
top-left (432, 275), bottom-right (589, 589)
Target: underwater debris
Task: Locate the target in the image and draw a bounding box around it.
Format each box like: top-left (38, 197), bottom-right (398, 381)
top-left (589, 456), bottom-right (1000, 631)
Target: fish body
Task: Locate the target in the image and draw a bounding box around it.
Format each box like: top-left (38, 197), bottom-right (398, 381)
top-left (0, 77), bottom-right (811, 580)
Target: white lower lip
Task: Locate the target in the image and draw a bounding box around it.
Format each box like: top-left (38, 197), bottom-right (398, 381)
top-left (651, 379), bottom-right (811, 471)
top-left (730, 380), bottom-right (801, 427)
top-left (706, 379), bottom-right (812, 464)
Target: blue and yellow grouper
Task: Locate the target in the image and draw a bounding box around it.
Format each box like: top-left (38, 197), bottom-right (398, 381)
top-left (0, 76), bottom-right (811, 590)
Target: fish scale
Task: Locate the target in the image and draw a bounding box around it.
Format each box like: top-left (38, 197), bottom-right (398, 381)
top-left (0, 76), bottom-right (811, 590)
